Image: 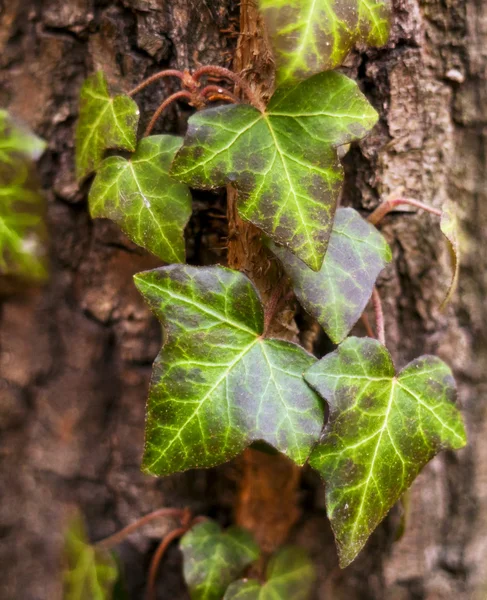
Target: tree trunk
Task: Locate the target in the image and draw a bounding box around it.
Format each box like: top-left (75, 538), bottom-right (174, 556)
top-left (0, 0), bottom-right (485, 599)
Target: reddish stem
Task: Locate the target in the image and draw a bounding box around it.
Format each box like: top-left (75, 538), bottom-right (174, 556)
top-left (372, 287), bottom-right (386, 346)
top-left (361, 313), bottom-right (375, 339)
top-left (368, 197), bottom-right (442, 226)
top-left (95, 508), bottom-right (187, 550)
top-left (199, 84), bottom-right (240, 104)
top-left (193, 65), bottom-right (265, 111)
top-left (144, 90), bottom-right (193, 137)
top-left (146, 509), bottom-right (192, 600)
top-left (128, 70), bottom-right (186, 97)
top-left (146, 526), bottom-right (189, 600)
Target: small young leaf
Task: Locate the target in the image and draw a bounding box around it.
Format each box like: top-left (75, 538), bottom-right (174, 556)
top-left (259, 0), bottom-right (391, 82)
top-left (0, 110), bottom-right (46, 161)
top-left (223, 546), bottom-right (315, 600)
top-left (0, 110), bottom-right (48, 283)
top-left (181, 521), bottom-right (259, 600)
top-left (171, 72), bottom-right (378, 271)
top-left (63, 511), bottom-right (118, 600)
top-left (268, 207), bottom-right (392, 343)
top-left (134, 264), bottom-right (324, 476)
top-left (75, 71), bottom-right (139, 182)
top-left (440, 200), bottom-right (459, 308)
top-left (89, 136), bottom-right (192, 263)
top-left (304, 336), bottom-right (467, 568)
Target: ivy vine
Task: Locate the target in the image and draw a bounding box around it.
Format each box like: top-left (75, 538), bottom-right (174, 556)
top-left (70, 0), bottom-right (466, 596)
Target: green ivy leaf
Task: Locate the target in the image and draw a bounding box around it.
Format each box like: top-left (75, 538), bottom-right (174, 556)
top-left (304, 336), bottom-right (467, 568)
top-left (75, 71), bottom-right (139, 182)
top-left (223, 547), bottom-right (315, 600)
top-left (259, 0), bottom-right (391, 82)
top-left (89, 136), bottom-right (192, 263)
top-left (63, 511), bottom-right (118, 600)
top-left (440, 200), bottom-right (460, 309)
top-left (0, 110), bottom-right (46, 161)
top-left (0, 110), bottom-right (48, 283)
top-left (269, 207), bottom-right (391, 343)
top-left (134, 264), bottom-right (324, 475)
top-left (171, 72), bottom-right (378, 271)
top-left (181, 521), bottom-right (259, 600)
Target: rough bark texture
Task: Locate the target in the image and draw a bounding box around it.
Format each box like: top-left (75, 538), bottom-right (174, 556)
top-left (0, 0), bottom-right (486, 599)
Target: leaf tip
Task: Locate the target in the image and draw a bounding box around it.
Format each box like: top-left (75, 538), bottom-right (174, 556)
top-left (133, 270), bottom-right (153, 298)
top-left (337, 545), bottom-right (360, 569)
top-left (452, 420), bottom-right (468, 451)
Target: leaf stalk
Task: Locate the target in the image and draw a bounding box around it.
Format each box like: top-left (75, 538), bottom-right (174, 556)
top-left (95, 507), bottom-right (188, 550)
top-left (146, 509), bottom-right (193, 600)
top-left (144, 91), bottom-right (193, 137)
top-left (368, 197), bottom-right (442, 226)
top-left (193, 65), bottom-right (265, 111)
top-left (371, 287), bottom-right (386, 345)
top-left (128, 70), bottom-right (187, 97)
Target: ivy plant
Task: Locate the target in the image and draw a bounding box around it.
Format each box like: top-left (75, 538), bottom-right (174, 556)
top-left (89, 135), bottom-right (191, 262)
top-left (305, 336), bottom-right (466, 567)
top-left (171, 71), bottom-right (378, 270)
top-left (63, 511), bottom-right (121, 600)
top-left (267, 207), bottom-right (392, 343)
top-left (76, 509), bottom-right (315, 600)
top-left (223, 547), bottom-right (315, 600)
top-left (75, 71), bottom-right (139, 182)
top-left (180, 521), bottom-right (259, 600)
top-left (72, 0), bottom-right (467, 594)
top-left (0, 110), bottom-right (48, 285)
top-left (134, 264), bottom-right (324, 475)
top-left (258, 0), bottom-right (392, 82)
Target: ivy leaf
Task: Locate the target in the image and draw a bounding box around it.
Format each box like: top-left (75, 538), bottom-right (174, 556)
top-left (89, 136), bottom-right (192, 263)
top-left (63, 511), bottom-right (118, 600)
top-left (171, 72), bottom-right (378, 271)
top-left (259, 0), bottom-right (391, 82)
top-left (304, 336), bottom-right (467, 568)
top-left (75, 71), bottom-right (140, 182)
top-left (440, 200), bottom-right (460, 309)
top-left (181, 521), bottom-right (259, 600)
top-left (269, 207), bottom-right (391, 343)
top-left (0, 110), bottom-right (46, 161)
top-left (223, 547), bottom-right (315, 600)
top-left (0, 110), bottom-right (48, 283)
top-left (134, 264), bottom-right (324, 475)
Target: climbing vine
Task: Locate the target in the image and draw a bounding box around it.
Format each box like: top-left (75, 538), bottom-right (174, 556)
top-left (69, 0), bottom-right (466, 596)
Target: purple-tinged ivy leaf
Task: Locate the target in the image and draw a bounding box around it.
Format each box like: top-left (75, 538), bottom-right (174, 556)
top-left (305, 336), bottom-right (466, 567)
top-left (134, 264), bottom-right (324, 476)
top-left (171, 72), bottom-right (378, 271)
top-left (269, 207), bottom-right (391, 343)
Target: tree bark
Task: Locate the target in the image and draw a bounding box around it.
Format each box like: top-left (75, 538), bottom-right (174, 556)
top-left (0, 0), bottom-right (486, 599)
